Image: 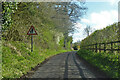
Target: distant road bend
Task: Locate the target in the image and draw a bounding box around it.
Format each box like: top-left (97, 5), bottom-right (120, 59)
top-left (31, 51), bottom-right (109, 78)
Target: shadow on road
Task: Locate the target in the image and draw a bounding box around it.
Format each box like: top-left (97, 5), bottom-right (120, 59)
top-left (72, 53), bottom-right (87, 80)
top-left (64, 53), bottom-right (69, 78)
top-left (64, 52), bottom-right (87, 79)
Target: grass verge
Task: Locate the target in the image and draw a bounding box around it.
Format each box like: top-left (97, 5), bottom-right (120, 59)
top-left (2, 41), bottom-right (70, 78)
top-left (77, 49), bottom-right (119, 78)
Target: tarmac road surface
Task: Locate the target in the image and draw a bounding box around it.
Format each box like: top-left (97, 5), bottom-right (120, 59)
top-left (30, 51), bottom-right (109, 78)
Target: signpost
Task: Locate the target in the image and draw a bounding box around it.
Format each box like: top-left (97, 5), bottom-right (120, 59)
top-left (27, 26), bottom-right (38, 52)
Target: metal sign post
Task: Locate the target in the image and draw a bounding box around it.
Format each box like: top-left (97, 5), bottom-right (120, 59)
top-left (27, 25), bottom-right (38, 52)
top-left (31, 35), bottom-right (33, 52)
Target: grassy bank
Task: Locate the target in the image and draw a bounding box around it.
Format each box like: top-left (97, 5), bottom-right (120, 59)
top-left (2, 41), bottom-right (70, 78)
top-left (77, 49), bottom-right (119, 78)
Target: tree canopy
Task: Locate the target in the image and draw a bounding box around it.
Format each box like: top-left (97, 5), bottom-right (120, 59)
top-left (2, 2), bottom-right (87, 49)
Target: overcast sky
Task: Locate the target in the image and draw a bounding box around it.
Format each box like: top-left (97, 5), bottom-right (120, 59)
top-left (72, 0), bottom-right (119, 43)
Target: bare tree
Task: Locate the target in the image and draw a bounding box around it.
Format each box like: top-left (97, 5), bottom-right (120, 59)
top-left (84, 25), bottom-right (92, 36)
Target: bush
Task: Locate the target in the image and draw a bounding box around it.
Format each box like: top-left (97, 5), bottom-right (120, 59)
top-left (73, 45), bottom-right (78, 50)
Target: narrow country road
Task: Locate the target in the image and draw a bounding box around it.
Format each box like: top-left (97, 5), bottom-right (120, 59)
top-left (30, 51), bottom-right (108, 78)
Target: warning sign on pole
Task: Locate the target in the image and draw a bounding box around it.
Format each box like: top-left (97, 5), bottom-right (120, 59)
top-left (27, 25), bottom-right (38, 52)
top-left (27, 26), bottom-right (38, 35)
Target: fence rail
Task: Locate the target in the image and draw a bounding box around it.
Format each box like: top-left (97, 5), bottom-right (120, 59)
top-left (81, 41), bottom-right (120, 53)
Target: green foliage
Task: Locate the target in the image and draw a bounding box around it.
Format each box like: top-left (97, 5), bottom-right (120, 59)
top-left (73, 45), bottom-right (78, 50)
top-left (3, 28), bottom-right (22, 41)
top-left (77, 49), bottom-right (119, 78)
top-left (66, 36), bottom-right (73, 49)
top-left (2, 2), bottom-right (67, 49)
top-left (73, 43), bottom-right (78, 50)
top-left (2, 2), bottom-right (18, 30)
top-left (79, 21), bottom-right (119, 78)
top-left (81, 23), bottom-right (118, 47)
top-left (59, 37), bottom-right (65, 49)
top-left (2, 2), bottom-right (87, 78)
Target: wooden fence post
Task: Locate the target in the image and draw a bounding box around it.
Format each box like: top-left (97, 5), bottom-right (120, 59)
top-left (95, 43), bottom-right (97, 53)
top-left (81, 41), bottom-right (120, 53)
top-left (104, 43), bottom-right (106, 52)
top-left (88, 45), bottom-right (90, 50)
top-left (93, 45), bottom-right (94, 52)
top-left (99, 43), bottom-right (101, 53)
top-left (94, 44), bottom-right (95, 52)
top-left (111, 42), bottom-right (113, 53)
top-left (118, 44), bottom-right (120, 53)
top-left (118, 41), bottom-right (120, 53)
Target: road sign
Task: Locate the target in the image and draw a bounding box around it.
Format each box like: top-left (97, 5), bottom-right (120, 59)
top-left (27, 26), bottom-right (38, 35)
top-left (27, 25), bottom-right (38, 52)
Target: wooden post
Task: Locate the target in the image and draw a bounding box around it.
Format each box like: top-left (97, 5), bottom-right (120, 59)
top-left (99, 43), bottom-right (101, 53)
top-left (95, 43), bottom-right (97, 53)
top-left (92, 45), bottom-right (94, 52)
top-left (117, 41), bottom-right (120, 53)
top-left (104, 43), bottom-right (106, 52)
top-left (94, 44), bottom-right (95, 52)
top-left (111, 42), bottom-right (113, 53)
top-left (89, 45), bottom-right (91, 50)
top-left (88, 45), bottom-right (89, 50)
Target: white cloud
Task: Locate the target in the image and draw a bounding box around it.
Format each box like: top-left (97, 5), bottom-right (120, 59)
top-left (81, 18), bottom-right (90, 23)
top-left (109, 0), bottom-right (119, 5)
top-left (81, 10), bottom-right (118, 29)
top-left (86, 0), bottom-right (119, 3)
top-left (73, 36), bottom-right (86, 43)
top-left (73, 10), bottom-right (118, 43)
top-left (73, 33), bottom-right (86, 43)
top-left (92, 10), bottom-right (117, 29)
top-left (72, 23), bottom-right (86, 43)
top-left (74, 22), bottom-right (83, 29)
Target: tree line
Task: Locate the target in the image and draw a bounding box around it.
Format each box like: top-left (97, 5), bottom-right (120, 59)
top-left (80, 23), bottom-right (120, 53)
top-left (2, 2), bottom-right (87, 50)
